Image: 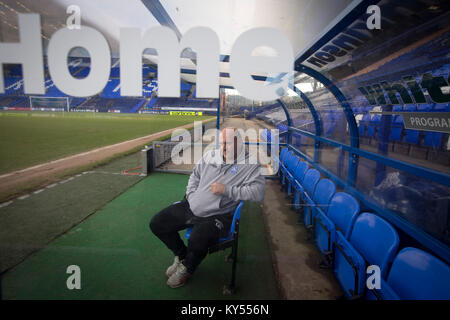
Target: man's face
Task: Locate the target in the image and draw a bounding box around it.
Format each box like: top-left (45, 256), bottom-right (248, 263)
top-left (220, 128), bottom-right (241, 163)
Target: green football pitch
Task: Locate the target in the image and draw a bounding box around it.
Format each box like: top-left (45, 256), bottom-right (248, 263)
top-left (0, 111), bottom-right (214, 175)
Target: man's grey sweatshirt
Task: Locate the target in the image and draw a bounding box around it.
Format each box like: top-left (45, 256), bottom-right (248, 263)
top-left (186, 149), bottom-right (265, 217)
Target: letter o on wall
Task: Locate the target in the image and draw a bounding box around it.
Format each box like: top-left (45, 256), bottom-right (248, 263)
top-left (47, 26), bottom-right (110, 97)
top-left (314, 52), bottom-right (335, 63)
top-left (420, 118), bottom-right (427, 126)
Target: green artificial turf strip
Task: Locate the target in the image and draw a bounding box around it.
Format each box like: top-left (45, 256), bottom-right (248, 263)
top-left (0, 112), bottom-right (213, 174)
top-left (0, 152), bottom-right (144, 273)
top-left (1, 172), bottom-right (279, 300)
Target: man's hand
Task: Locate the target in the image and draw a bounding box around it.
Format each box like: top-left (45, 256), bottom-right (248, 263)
top-left (211, 182), bottom-right (226, 195)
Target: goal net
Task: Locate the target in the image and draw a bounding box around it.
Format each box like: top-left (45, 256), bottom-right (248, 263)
top-left (29, 96), bottom-right (69, 112)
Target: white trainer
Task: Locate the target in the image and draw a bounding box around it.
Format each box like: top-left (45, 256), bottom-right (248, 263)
top-left (167, 263), bottom-right (190, 288)
top-left (166, 256), bottom-right (182, 278)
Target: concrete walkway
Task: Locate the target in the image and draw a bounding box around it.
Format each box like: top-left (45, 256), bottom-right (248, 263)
top-left (261, 180), bottom-right (342, 299)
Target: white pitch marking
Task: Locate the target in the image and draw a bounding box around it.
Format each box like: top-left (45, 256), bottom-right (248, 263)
top-left (18, 194), bottom-right (30, 200)
top-left (0, 201), bottom-right (13, 208)
top-left (33, 189), bottom-right (44, 194)
top-left (60, 176), bottom-right (75, 184)
top-left (46, 183), bottom-right (58, 189)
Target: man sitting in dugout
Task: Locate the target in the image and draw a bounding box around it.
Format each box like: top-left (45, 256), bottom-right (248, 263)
top-left (150, 127), bottom-right (266, 288)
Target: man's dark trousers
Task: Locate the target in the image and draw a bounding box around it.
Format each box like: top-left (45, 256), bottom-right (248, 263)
top-left (149, 197), bottom-right (234, 274)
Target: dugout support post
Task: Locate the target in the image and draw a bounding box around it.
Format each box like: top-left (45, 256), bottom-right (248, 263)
top-left (141, 146), bottom-right (154, 176)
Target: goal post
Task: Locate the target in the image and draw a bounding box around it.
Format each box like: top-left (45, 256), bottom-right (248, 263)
top-left (29, 96), bottom-right (70, 112)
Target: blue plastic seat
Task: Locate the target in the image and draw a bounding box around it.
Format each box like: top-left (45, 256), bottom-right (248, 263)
top-left (314, 192), bottom-right (360, 262)
top-left (185, 201), bottom-right (245, 293)
top-left (369, 247), bottom-right (450, 300)
top-left (367, 115), bottom-right (381, 138)
top-left (422, 105), bottom-right (444, 148)
top-left (280, 147), bottom-right (288, 157)
top-left (323, 121), bottom-right (336, 137)
top-left (281, 150), bottom-right (294, 187)
top-left (389, 105), bottom-right (404, 142)
top-left (303, 178), bottom-right (336, 228)
top-left (301, 169), bottom-right (320, 195)
top-left (280, 149), bottom-right (292, 185)
top-left (359, 114), bottom-right (371, 137)
top-left (416, 104), bottom-right (432, 112)
top-left (363, 106), bottom-right (372, 114)
top-left (433, 103), bottom-right (449, 112)
top-left (279, 148), bottom-right (288, 178)
top-left (280, 147), bottom-right (288, 161)
top-left (403, 104), bottom-right (419, 144)
top-left (295, 169), bottom-right (320, 221)
top-left (424, 131), bottom-right (443, 148)
top-left (292, 161), bottom-right (310, 209)
top-left (333, 212), bottom-right (399, 298)
top-left (389, 120), bottom-right (403, 141)
top-left (405, 128), bottom-right (420, 144)
top-left (285, 155), bottom-right (301, 195)
top-left (368, 278), bottom-right (400, 300)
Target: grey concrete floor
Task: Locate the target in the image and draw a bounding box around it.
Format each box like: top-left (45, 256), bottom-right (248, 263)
top-left (261, 180), bottom-right (342, 299)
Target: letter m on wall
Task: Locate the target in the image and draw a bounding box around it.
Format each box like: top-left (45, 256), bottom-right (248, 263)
top-left (120, 26), bottom-right (220, 98)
